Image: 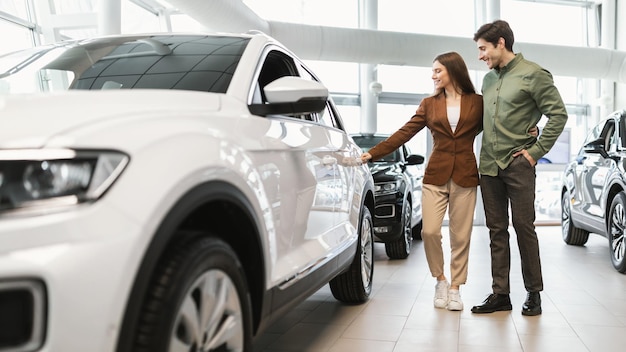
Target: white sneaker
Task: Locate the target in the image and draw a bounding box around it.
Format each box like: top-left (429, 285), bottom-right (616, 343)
top-left (434, 280), bottom-right (449, 309)
top-left (447, 289), bottom-right (463, 311)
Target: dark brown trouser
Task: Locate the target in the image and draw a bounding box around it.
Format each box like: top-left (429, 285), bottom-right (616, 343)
top-left (480, 156), bottom-right (543, 294)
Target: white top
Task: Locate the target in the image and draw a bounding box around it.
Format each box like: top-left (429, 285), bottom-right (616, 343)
top-left (447, 106), bottom-right (461, 133)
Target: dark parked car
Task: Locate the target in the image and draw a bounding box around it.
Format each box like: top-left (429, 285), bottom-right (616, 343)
top-left (352, 134), bottom-right (425, 259)
top-left (561, 109), bottom-right (626, 273)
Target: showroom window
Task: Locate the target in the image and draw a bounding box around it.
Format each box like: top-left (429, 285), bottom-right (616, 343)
top-left (0, 17), bottom-right (36, 54)
top-left (378, 0), bottom-right (476, 37)
top-left (243, 0), bottom-right (359, 28)
top-left (501, 0), bottom-right (593, 47)
top-left (0, 0), bottom-right (610, 225)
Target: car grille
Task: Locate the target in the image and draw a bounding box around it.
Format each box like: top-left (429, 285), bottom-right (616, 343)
top-left (0, 280), bottom-right (46, 352)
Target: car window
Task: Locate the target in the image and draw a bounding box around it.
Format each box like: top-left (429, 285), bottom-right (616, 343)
top-left (72, 36), bottom-right (248, 92)
top-left (255, 50), bottom-right (299, 103)
top-left (378, 150), bottom-right (400, 162)
top-left (252, 49), bottom-right (318, 121)
top-left (604, 120), bottom-right (617, 152)
top-left (352, 135), bottom-right (399, 161)
top-left (617, 115), bottom-right (626, 150)
top-left (0, 35), bottom-right (249, 93)
top-left (297, 64), bottom-right (344, 130)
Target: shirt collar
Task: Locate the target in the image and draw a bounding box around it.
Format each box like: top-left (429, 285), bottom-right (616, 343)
top-left (495, 53), bottom-right (524, 75)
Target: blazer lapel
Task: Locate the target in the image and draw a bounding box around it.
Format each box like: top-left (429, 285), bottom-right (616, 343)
top-left (455, 95), bottom-right (470, 134)
top-left (433, 94), bottom-right (454, 136)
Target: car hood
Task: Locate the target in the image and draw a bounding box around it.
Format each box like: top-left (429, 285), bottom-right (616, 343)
top-left (368, 162), bottom-right (402, 182)
top-left (0, 90), bottom-right (222, 148)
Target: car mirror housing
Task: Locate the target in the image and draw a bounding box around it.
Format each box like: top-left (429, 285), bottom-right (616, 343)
top-left (583, 138), bottom-right (609, 158)
top-left (249, 76), bottom-right (329, 116)
top-left (405, 154), bottom-right (425, 166)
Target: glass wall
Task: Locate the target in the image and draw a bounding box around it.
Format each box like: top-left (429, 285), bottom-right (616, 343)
top-left (378, 0), bottom-right (476, 37)
top-left (1, 0), bottom-right (610, 225)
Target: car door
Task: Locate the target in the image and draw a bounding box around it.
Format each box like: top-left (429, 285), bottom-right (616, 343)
top-left (297, 64), bottom-right (356, 255)
top-left (250, 49), bottom-right (348, 287)
top-left (579, 118), bottom-right (617, 221)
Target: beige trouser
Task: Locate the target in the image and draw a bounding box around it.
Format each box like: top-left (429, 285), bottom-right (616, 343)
top-left (422, 179), bottom-right (477, 287)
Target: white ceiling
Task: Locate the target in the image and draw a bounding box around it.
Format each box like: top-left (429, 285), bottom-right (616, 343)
top-left (167, 0), bottom-right (626, 83)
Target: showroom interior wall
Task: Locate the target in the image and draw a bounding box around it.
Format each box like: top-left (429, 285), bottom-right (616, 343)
top-left (0, 0), bottom-right (624, 225)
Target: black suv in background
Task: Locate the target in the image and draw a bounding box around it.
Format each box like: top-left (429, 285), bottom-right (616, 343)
top-left (352, 134), bottom-right (425, 259)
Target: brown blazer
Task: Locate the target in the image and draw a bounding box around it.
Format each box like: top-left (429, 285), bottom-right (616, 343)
top-left (368, 93), bottom-right (483, 187)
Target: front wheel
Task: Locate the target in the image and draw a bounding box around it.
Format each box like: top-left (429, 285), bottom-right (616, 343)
top-left (132, 235), bottom-right (252, 352)
top-left (385, 200), bottom-right (412, 259)
top-left (608, 192), bottom-right (626, 273)
top-left (561, 190), bottom-right (589, 245)
top-left (330, 206), bottom-right (374, 303)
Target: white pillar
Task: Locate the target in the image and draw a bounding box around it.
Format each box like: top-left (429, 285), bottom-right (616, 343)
top-left (475, 0), bottom-right (501, 25)
top-left (485, 0), bottom-right (501, 21)
top-left (359, 0), bottom-right (378, 134)
top-left (599, 0), bottom-right (616, 117)
top-left (98, 0), bottom-right (121, 35)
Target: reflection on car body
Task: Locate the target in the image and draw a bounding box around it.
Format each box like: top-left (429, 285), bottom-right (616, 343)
top-left (562, 109), bottom-right (626, 273)
top-left (0, 32), bottom-right (376, 351)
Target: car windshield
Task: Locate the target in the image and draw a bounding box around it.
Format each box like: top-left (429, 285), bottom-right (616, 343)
top-left (352, 135), bottom-right (400, 162)
top-left (0, 35), bottom-right (249, 95)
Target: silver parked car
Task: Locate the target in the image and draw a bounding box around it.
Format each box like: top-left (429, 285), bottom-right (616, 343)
top-left (562, 109), bottom-right (626, 273)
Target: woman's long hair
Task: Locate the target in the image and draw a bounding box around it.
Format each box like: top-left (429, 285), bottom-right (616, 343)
top-left (432, 51), bottom-right (476, 96)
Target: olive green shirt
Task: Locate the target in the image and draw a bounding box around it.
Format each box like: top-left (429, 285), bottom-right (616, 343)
top-left (480, 53), bottom-right (568, 176)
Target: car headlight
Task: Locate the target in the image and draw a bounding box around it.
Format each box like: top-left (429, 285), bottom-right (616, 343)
top-left (375, 181), bottom-right (400, 195)
top-left (0, 149), bottom-right (128, 213)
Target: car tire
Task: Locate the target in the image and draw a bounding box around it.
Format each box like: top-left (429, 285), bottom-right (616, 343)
top-left (561, 191), bottom-right (589, 245)
top-left (132, 235), bottom-right (252, 352)
top-left (330, 206), bottom-right (374, 303)
top-left (385, 200), bottom-right (412, 259)
top-left (412, 219), bottom-right (423, 240)
top-left (608, 192), bottom-right (626, 273)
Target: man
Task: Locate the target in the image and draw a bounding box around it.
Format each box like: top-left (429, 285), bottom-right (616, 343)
top-left (471, 20), bottom-right (568, 316)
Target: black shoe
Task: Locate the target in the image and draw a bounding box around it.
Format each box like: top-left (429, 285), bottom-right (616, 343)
top-left (471, 293), bottom-right (513, 314)
top-left (521, 292), bottom-right (542, 316)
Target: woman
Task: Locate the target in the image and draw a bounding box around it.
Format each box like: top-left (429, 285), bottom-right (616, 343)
top-left (361, 52), bottom-right (482, 311)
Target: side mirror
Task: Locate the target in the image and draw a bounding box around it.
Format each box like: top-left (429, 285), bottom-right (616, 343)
top-left (583, 138), bottom-right (609, 158)
top-left (406, 154), bottom-right (425, 165)
top-left (249, 76), bottom-right (328, 116)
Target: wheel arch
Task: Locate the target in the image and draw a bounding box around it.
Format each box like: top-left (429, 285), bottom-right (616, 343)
top-left (605, 183), bottom-right (625, 233)
top-left (363, 185), bottom-right (376, 221)
top-left (116, 180), bottom-right (266, 352)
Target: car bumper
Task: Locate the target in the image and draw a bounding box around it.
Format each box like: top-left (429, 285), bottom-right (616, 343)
top-left (372, 193), bottom-right (403, 241)
top-left (0, 202), bottom-right (145, 352)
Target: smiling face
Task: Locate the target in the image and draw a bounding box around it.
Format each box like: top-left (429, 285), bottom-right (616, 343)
top-left (431, 60), bottom-right (452, 91)
top-left (476, 38), bottom-right (504, 69)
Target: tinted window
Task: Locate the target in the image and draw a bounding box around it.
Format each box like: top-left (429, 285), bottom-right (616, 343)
top-left (72, 36), bottom-right (248, 92)
top-left (352, 135), bottom-right (398, 161)
top-left (0, 35), bottom-right (249, 94)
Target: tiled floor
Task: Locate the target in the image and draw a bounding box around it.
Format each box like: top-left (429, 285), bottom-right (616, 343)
top-left (253, 225), bottom-right (626, 352)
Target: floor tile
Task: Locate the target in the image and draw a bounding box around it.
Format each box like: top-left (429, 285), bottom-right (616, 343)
top-left (254, 226), bottom-right (626, 352)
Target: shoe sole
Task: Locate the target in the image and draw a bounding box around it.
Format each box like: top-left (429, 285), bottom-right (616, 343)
top-left (521, 308), bottom-right (542, 316)
top-left (470, 304), bottom-right (513, 314)
top-left (434, 300), bottom-right (448, 309)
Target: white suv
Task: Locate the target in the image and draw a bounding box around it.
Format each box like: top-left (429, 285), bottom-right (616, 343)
top-left (0, 33), bottom-right (375, 352)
